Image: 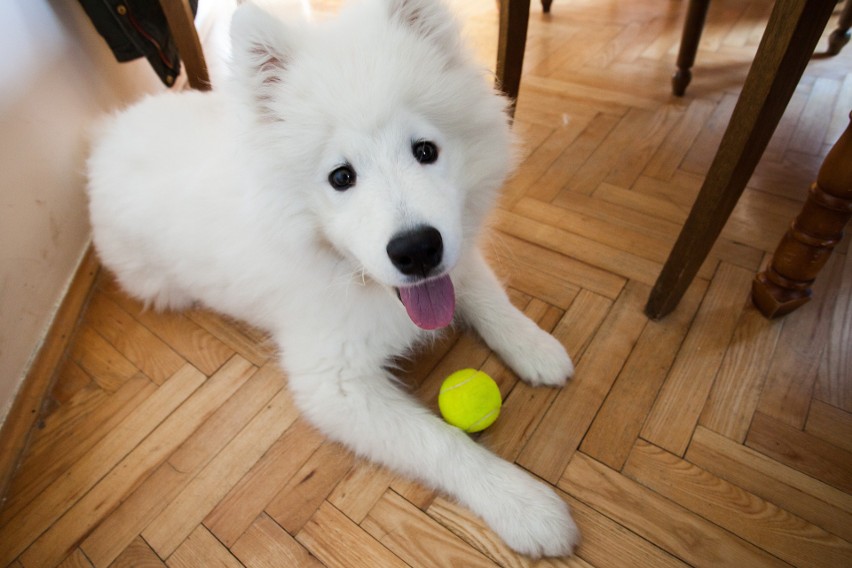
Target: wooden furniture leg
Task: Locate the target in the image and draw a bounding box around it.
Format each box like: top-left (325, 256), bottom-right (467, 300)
top-left (542, 0), bottom-right (554, 14)
top-left (672, 0), bottom-right (711, 96)
top-left (645, 0), bottom-right (836, 320)
top-left (160, 0), bottom-right (211, 91)
top-left (753, 113), bottom-right (852, 318)
top-left (496, 0), bottom-right (531, 115)
top-left (827, 0), bottom-right (852, 55)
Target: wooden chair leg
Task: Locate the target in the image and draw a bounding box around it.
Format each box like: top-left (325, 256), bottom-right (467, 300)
top-left (753, 113), bottom-right (852, 318)
top-left (496, 0), bottom-right (531, 116)
top-left (160, 0), bottom-right (211, 91)
top-left (645, 0), bottom-right (836, 320)
top-left (542, 0), bottom-right (554, 13)
top-left (827, 0), bottom-right (852, 55)
top-left (672, 0), bottom-right (711, 96)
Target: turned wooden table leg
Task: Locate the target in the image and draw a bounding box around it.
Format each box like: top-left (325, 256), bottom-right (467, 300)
top-left (753, 112), bottom-right (852, 318)
top-left (672, 0), bottom-right (711, 96)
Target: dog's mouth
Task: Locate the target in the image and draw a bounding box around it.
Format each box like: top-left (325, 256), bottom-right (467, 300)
top-left (396, 274), bottom-right (455, 331)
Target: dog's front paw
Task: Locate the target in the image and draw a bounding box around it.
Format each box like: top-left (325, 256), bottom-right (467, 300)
top-left (499, 321), bottom-right (574, 387)
top-left (475, 463), bottom-right (580, 557)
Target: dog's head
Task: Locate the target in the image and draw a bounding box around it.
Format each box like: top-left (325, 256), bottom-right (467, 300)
top-left (229, 0), bottom-right (513, 329)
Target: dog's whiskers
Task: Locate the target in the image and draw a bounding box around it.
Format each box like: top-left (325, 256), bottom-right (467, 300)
top-left (323, 263), bottom-right (370, 299)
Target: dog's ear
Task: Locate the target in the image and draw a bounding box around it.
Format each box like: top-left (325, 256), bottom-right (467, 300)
top-left (385, 0), bottom-right (462, 55)
top-left (230, 3), bottom-right (295, 120)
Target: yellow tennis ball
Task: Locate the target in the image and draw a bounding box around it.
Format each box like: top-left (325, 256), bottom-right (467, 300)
top-left (438, 369), bottom-right (502, 433)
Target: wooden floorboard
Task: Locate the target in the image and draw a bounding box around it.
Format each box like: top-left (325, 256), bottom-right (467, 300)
top-left (2, 0), bottom-right (851, 566)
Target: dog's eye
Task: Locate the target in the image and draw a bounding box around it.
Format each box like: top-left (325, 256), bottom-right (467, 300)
top-left (328, 165), bottom-right (356, 191)
top-left (412, 140), bottom-right (439, 164)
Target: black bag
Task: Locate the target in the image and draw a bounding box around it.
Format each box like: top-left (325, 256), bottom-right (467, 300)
top-left (78, 0), bottom-right (199, 87)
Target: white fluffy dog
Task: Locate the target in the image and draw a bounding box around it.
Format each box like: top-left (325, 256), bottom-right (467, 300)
top-left (87, 0), bottom-right (579, 557)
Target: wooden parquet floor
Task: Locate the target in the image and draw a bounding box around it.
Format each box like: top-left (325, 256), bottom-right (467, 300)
top-left (3, 0), bottom-right (852, 566)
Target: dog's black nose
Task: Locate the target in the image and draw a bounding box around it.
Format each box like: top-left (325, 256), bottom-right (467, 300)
top-left (387, 226), bottom-right (443, 277)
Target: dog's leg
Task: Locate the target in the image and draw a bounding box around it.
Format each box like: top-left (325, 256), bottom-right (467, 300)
top-left (285, 365), bottom-right (579, 557)
top-left (454, 250), bottom-right (574, 387)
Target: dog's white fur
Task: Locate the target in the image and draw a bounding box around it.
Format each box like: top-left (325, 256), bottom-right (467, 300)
top-left (87, 0), bottom-right (579, 556)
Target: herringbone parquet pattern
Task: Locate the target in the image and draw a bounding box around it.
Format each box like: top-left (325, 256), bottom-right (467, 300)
top-left (2, 0), bottom-right (851, 566)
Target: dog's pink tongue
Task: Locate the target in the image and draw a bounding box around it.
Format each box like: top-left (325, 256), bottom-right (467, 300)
top-left (399, 275), bottom-right (455, 330)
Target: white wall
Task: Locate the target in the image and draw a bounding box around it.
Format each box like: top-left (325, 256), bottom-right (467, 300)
top-left (0, 0), bottom-right (165, 424)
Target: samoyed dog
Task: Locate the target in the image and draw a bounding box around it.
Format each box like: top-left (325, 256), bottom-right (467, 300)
top-left (87, 0), bottom-right (579, 557)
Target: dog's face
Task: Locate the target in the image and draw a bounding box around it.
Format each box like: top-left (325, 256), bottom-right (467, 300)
top-left (311, 110), bottom-right (464, 290)
top-left (229, 0), bottom-right (512, 328)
